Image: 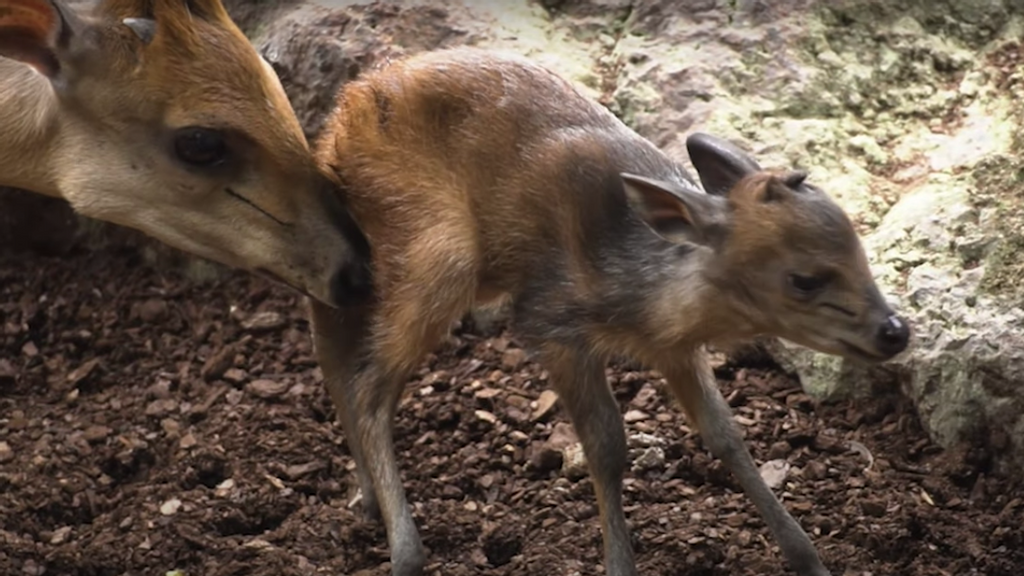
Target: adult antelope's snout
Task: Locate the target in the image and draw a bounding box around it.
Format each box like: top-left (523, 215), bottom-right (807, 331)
top-left (301, 176), bottom-right (373, 308)
top-left (217, 166), bottom-right (372, 309)
top-left (0, 0), bottom-right (375, 310)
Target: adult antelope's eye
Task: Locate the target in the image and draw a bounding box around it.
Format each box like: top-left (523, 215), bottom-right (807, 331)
top-left (173, 127), bottom-right (228, 167)
top-left (788, 273), bottom-right (828, 296)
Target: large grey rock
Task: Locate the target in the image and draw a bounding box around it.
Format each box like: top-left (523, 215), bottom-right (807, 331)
top-left (243, 0), bottom-right (622, 138)
top-left (607, 0), bottom-right (1024, 471)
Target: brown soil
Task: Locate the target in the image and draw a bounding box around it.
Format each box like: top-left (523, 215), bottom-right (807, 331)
top-left (1, 247), bottom-right (1021, 576)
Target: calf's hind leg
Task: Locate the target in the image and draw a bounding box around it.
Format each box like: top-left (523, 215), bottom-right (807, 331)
top-left (309, 301), bottom-right (380, 519)
top-left (314, 222), bottom-right (481, 576)
top-left (312, 302), bottom-right (429, 576)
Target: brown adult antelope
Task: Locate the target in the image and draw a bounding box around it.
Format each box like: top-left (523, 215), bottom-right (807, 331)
top-left (0, 0), bottom-right (371, 307)
top-left (310, 47), bottom-right (910, 576)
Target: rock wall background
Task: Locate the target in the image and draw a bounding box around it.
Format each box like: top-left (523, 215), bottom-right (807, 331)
top-left (3, 0), bottom-right (1023, 473)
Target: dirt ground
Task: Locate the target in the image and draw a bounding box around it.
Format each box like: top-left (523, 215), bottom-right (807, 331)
top-left (1, 246), bottom-right (1022, 576)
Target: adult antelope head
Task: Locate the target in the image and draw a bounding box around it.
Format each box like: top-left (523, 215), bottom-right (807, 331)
top-left (0, 0), bottom-right (372, 306)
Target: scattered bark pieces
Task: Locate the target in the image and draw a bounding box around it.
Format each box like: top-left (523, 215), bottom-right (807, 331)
top-left (532, 390), bottom-right (559, 421)
top-left (245, 379), bottom-right (290, 399)
top-left (201, 346), bottom-right (237, 382)
top-left (160, 498), bottom-right (182, 516)
top-left (67, 358), bottom-right (101, 386)
top-left (1, 247), bottom-right (1020, 576)
top-left (240, 311), bottom-right (287, 333)
top-left (758, 459), bottom-right (791, 490)
top-left (82, 425), bottom-right (112, 443)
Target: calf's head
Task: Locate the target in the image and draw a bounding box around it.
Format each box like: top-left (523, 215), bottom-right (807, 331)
top-left (622, 133), bottom-right (910, 363)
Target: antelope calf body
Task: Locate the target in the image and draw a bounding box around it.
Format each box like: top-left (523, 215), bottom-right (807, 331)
top-left (310, 47), bottom-right (910, 576)
top-left (0, 0), bottom-right (370, 307)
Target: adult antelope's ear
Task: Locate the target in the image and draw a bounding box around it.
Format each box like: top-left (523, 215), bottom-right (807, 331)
top-left (621, 173), bottom-right (728, 249)
top-left (686, 133), bottom-right (762, 198)
top-left (0, 0), bottom-right (86, 77)
top-left (139, 0), bottom-right (236, 49)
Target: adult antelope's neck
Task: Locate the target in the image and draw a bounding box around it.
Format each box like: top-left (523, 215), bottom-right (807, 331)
top-left (0, 60), bottom-right (62, 198)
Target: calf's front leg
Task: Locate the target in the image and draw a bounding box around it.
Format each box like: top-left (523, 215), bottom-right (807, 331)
top-left (540, 342), bottom-right (638, 576)
top-left (310, 300), bottom-right (382, 519)
top-left (662, 353), bottom-right (831, 576)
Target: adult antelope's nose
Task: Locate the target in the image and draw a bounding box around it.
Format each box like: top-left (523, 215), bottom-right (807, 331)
top-left (317, 175), bottom-right (374, 307)
top-left (329, 260), bottom-right (374, 307)
top-left (875, 314), bottom-right (910, 358)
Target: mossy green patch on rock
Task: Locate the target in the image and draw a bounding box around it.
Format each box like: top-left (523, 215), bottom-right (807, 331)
top-left (975, 155), bottom-right (1024, 301)
top-left (798, 13), bottom-right (975, 116)
top-left (819, 0), bottom-right (1014, 48)
top-left (970, 39), bottom-right (1024, 301)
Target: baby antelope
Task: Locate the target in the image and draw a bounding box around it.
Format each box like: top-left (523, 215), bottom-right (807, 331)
top-left (310, 47), bottom-right (910, 576)
top-left (0, 0), bottom-right (370, 307)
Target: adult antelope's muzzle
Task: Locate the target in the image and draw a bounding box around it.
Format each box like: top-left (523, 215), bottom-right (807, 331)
top-left (316, 177), bottom-right (373, 307)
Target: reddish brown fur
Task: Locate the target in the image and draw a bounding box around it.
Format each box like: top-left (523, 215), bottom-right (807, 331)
top-left (318, 54), bottom-right (638, 367)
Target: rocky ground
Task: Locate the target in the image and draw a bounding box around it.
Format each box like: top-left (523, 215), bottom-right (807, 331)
top-left (1, 245), bottom-right (1022, 576)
